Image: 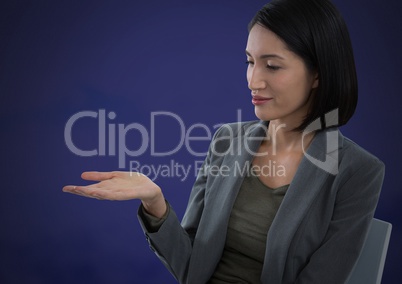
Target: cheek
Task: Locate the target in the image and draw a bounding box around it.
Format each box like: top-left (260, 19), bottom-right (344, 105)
top-left (271, 75), bottom-right (297, 97)
top-left (274, 72), bottom-right (311, 100)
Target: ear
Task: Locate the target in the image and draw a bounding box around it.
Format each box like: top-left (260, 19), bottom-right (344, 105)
top-left (312, 72), bottom-right (319, 89)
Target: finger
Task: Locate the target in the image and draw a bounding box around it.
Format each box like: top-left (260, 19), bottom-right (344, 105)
top-left (63, 185), bottom-right (88, 195)
top-left (63, 185), bottom-right (104, 199)
top-left (62, 185), bottom-right (78, 192)
top-left (63, 185), bottom-right (96, 194)
top-left (81, 171), bottom-right (115, 181)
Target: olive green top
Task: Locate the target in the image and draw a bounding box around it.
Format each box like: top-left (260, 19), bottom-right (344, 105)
top-left (208, 169), bottom-right (289, 283)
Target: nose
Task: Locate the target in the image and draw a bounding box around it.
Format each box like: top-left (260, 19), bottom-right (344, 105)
top-left (247, 65), bottom-right (267, 91)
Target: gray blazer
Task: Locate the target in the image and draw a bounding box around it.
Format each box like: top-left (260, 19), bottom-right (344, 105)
top-left (138, 120), bottom-right (385, 284)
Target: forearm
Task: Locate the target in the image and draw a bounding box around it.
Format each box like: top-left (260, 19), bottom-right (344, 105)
top-left (138, 203), bottom-right (194, 283)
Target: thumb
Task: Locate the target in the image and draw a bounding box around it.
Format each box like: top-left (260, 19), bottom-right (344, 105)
top-left (81, 171), bottom-right (115, 181)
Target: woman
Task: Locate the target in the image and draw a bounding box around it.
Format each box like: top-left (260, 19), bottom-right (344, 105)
top-left (63, 0), bottom-right (385, 283)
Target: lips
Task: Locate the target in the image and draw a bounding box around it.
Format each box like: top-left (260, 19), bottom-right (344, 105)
top-left (251, 95), bottom-right (273, 105)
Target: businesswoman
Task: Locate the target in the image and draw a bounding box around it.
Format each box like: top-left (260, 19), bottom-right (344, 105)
top-left (63, 0), bottom-right (385, 283)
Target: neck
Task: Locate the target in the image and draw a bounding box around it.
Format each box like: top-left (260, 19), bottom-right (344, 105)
top-left (266, 120), bottom-right (314, 153)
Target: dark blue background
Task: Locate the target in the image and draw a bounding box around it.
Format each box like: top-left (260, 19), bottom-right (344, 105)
top-left (1, 0), bottom-right (401, 283)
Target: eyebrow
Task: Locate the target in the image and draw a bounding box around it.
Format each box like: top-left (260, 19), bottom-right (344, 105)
top-left (245, 50), bottom-right (285, 60)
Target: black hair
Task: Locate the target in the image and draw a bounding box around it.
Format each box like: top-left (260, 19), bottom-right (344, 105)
top-left (249, 0), bottom-right (358, 131)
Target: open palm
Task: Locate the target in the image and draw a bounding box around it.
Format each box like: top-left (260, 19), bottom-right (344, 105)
top-left (63, 171), bottom-right (166, 217)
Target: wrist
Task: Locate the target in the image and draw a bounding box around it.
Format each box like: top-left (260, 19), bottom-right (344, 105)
top-left (142, 189), bottom-right (167, 218)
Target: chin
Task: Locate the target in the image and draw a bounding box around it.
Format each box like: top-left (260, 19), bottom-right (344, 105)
top-left (254, 108), bottom-right (277, 122)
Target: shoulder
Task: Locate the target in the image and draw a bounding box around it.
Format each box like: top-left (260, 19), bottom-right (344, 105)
top-left (301, 128), bottom-right (384, 184)
top-left (312, 129), bottom-right (384, 172)
top-left (335, 133), bottom-right (385, 189)
top-left (339, 134), bottom-right (384, 171)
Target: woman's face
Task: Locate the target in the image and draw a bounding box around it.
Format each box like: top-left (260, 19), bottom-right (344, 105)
top-left (246, 24), bottom-right (318, 127)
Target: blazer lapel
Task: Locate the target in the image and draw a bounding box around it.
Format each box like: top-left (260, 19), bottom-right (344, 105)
top-left (187, 120), bottom-right (269, 284)
top-left (261, 128), bottom-right (344, 283)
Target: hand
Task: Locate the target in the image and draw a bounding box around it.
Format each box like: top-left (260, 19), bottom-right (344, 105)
top-left (62, 171), bottom-right (167, 218)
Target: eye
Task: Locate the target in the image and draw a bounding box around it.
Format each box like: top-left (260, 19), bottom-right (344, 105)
top-left (245, 60), bottom-right (254, 65)
top-left (267, 64), bottom-right (280, 71)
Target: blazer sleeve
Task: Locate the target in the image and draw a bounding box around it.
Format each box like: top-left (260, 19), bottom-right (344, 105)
top-left (295, 157), bottom-right (385, 284)
top-left (137, 125), bottom-right (225, 283)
